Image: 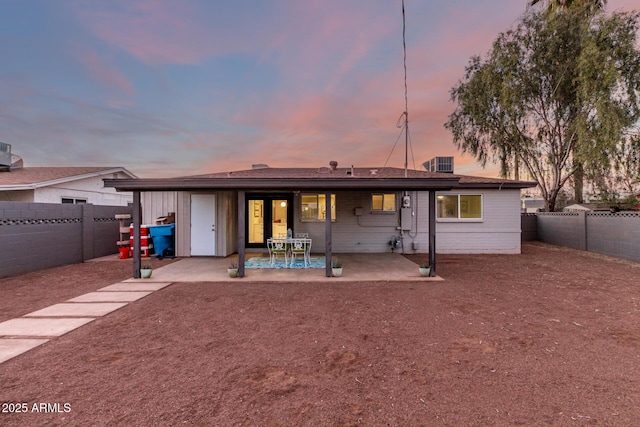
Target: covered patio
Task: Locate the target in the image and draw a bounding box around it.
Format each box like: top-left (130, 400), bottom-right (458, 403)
top-left (105, 166), bottom-right (462, 280)
top-left (124, 253), bottom-right (444, 283)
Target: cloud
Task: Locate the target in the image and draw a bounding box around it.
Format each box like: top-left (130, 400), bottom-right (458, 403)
top-left (210, 1), bottom-right (528, 175)
top-left (73, 0), bottom-right (219, 65)
top-left (0, 81), bottom-right (193, 169)
top-left (77, 49), bottom-right (134, 106)
top-left (18, 0), bottom-right (624, 179)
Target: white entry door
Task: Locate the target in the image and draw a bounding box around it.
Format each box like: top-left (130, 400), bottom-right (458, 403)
top-left (191, 194), bottom-right (216, 256)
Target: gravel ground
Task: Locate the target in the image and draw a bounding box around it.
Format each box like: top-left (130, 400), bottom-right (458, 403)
top-left (0, 242), bottom-right (639, 426)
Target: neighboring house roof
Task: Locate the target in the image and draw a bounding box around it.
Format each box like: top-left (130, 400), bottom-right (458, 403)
top-left (523, 198), bottom-right (545, 208)
top-left (0, 167), bottom-right (137, 191)
top-left (564, 202), bottom-right (639, 212)
top-left (563, 203), bottom-right (593, 211)
top-left (105, 165), bottom-right (536, 192)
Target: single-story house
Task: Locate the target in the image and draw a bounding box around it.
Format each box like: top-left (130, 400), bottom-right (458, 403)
top-left (522, 197), bottom-right (545, 213)
top-left (564, 201), bottom-right (640, 213)
top-left (0, 166), bottom-right (136, 206)
top-left (104, 162), bottom-right (536, 278)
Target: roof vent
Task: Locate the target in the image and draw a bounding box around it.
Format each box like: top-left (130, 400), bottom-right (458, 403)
top-left (329, 160), bottom-right (338, 170)
top-left (252, 164), bottom-right (269, 170)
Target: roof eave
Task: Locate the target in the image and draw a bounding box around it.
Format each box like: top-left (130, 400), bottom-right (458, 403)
top-left (104, 177), bottom-right (463, 192)
top-left (0, 184), bottom-right (37, 191)
top-left (457, 181), bottom-right (538, 190)
top-left (1, 167), bottom-right (137, 189)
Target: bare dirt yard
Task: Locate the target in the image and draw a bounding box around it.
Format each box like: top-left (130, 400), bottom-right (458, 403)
top-left (1, 242), bottom-right (639, 426)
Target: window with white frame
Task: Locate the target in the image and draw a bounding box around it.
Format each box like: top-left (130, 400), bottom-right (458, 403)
top-left (61, 197), bottom-right (87, 204)
top-left (371, 193), bottom-right (396, 212)
top-left (437, 194), bottom-right (482, 220)
top-left (301, 194), bottom-right (336, 222)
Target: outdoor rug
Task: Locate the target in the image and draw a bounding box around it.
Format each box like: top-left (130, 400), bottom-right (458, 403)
top-left (245, 257), bottom-right (326, 269)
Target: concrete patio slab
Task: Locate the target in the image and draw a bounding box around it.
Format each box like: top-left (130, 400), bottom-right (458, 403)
top-left (139, 253), bottom-right (444, 283)
top-left (67, 292), bottom-right (152, 303)
top-left (98, 282), bottom-right (172, 292)
top-left (24, 303), bottom-right (128, 318)
top-left (0, 318), bottom-right (95, 337)
top-left (0, 338), bottom-right (49, 364)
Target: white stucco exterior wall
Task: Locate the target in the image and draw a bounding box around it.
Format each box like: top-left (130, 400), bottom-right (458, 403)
top-left (295, 189), bottom-right (522, 254)
top-left (30, 172), bottom-right (133, 206)
top-left (162, 188), bottom-right (523, 257)
top-left (435, 189), bottom-right (522, 254)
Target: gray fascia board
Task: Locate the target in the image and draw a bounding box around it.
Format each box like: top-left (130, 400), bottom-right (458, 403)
top-left (104, 177), bottom-right (462, 192)
top-left (457, 181), bottom-right (538, 190)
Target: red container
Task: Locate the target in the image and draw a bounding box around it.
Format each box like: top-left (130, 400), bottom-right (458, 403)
top-left (119, 246), bottom-right (130, 259)
top-left (129, 228), bottom-right (153, 257)
top-left (129, 224), bottom-right (149, 236)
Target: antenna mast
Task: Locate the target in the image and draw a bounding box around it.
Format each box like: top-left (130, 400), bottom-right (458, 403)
top-left (401, 0), bottom-right (409, 177)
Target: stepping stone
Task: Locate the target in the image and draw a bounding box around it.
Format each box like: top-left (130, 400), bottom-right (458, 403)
top-left (0, 338), bottom-right (49, 364)
top-left (0, 318), bottom-right (94, 337)
top-left (67, 292), bottom-right (152, 303)
top-left (99, 282), bottom-right (172, 292)
top-left (24, 303), bottom-right (127, 318)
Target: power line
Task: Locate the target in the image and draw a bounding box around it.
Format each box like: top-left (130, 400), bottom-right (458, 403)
top-left (382, 0), bottom-right (412, 176)
top-left (402, 0), bottom-right (409, 177)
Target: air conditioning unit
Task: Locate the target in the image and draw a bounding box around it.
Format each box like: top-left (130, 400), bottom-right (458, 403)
top-left (0, 142), bottom-right (10, 169)
top-left (423, 156), bottom-right (454, 174)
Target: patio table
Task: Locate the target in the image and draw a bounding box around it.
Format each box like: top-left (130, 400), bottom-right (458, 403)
top-left (267, 237), bottom-right (312, 268)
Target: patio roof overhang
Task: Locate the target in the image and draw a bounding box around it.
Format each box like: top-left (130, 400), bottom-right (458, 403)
top-left (103, 176), bottom-right (463, 192)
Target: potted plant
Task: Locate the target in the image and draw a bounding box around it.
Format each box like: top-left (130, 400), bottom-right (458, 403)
top-left (418, 262), bottom-right (430, 277)
top-left (227, 262), bottom-right (239, 278)
top-left (140, 263), bottom-right (153, 279)
top-left (331, 258), bottom-right (343, 277)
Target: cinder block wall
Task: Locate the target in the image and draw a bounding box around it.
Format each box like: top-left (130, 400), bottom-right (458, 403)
top-left (536, 212), bottom-right (586, 250)
top-left (520, 213), bottom-right (538, 241)
top-left (586, 212), bottom-right (640, 262)
top-left (535, 211), bottom-right (640, 262)
top-left (0, 202), bottom-right (132, 278)
top-left (84, 204), bottom-right (134, 260)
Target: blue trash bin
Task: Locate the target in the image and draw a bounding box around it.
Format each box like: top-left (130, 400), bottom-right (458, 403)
top-left (148, 224), bottom-right (175, 258)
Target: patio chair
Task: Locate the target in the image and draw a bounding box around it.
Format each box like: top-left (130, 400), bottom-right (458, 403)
top-left (289, 238), bottom-right (311, 268)
top-left (267, 238), bottom-right (289, 267)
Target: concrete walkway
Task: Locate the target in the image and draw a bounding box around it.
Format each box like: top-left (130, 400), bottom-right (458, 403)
top-left (0, 253), bottom-right (440, 365)
top-left (0, 281), bottom-right (171, 365)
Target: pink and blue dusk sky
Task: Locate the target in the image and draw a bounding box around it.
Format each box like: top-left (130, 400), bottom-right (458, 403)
top-left (1, 0), bottom-right (638, 178)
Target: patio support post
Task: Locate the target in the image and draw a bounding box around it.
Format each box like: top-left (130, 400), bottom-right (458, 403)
top-left (133, 190), bottom-right (141, 279)
top-left (428, 190), bottom-right (437, 277)
top-left (325, 190), bottom-right (332, 277)
top-left (238, 190), bottom-right (246, 278)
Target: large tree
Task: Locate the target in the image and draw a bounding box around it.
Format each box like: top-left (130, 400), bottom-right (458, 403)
top-left (529, 0), bottom-right (607, 15)
top-left (445, 8), bottom-right (640, 212)
top-left (529, 0), bottom-right (608, 203)
top-left (589, 133), bottom-right (640, 202)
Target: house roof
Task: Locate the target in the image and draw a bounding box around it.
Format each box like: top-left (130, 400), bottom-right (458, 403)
top-left (0, 167), bottom-right (137, 190)
top-left (104, 166), bottom-right (536, 192)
